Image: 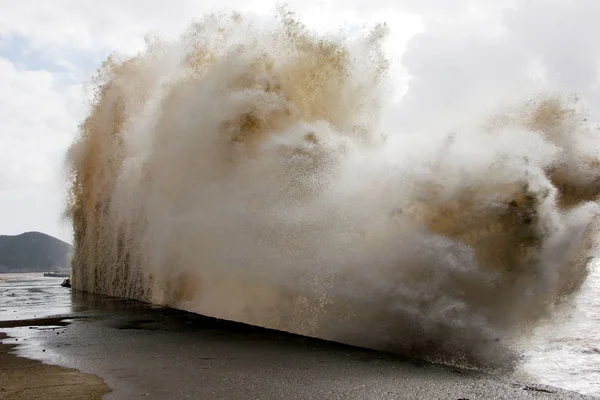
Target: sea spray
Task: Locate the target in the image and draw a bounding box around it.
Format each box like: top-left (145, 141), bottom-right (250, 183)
top-left (66, 10), bottom-right (600, 370)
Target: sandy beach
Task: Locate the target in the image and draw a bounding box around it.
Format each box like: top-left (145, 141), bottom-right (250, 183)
top-left (0, 278), bottom-right (596, 400)
top-left (0, 329), bottom-right (110, 400)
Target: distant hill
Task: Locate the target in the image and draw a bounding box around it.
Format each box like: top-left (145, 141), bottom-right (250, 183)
top-left (0, 232), bottom-right (72, 273)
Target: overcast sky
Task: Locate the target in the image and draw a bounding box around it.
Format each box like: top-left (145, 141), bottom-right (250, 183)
top-left (1, 0), bottom-right (599, 243)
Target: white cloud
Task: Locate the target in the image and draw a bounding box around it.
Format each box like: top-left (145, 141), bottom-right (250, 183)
top-left (0, 1), bottom-right (411, 56)
top-left (0, 186), bottom-right (72, 242)
top-left (0, 58), bottom-right (81, 189)
top-left (503, 0), bottom-right (600, 90)
top-left (390, 0), bottom-right (600, 133)
top-left (0, 57), bottom-right (83, 242)
top-left (0, 1), bottom-right (205, 54)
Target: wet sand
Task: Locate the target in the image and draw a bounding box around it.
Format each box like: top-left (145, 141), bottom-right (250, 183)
top-left (0, 329), bottom-right (110, 399)
top-left (0, 288), bottom-right (596, 400)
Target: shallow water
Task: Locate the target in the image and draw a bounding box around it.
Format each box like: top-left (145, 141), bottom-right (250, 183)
top-left (514, 261), bottom-right (600, 396)
top-left (0, 273), bottom-right (71, 320)
top-left (1, 271), bottom-right (599, 396)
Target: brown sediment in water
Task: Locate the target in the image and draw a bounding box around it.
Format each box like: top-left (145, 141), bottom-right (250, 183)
top-left (0, 332), bottom-right (111, 400)
top-left (65, 9), bottom-right (600, 370)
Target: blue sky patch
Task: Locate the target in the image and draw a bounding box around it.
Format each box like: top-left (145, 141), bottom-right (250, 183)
top-left (0, 33), bottom-right (108, 76)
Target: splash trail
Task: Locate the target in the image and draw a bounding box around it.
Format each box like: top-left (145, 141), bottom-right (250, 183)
top-left (66, 10), bottom-right (600, 370)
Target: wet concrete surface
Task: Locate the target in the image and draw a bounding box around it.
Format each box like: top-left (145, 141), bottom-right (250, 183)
top-left (0, 276), bottom-right (596, 399)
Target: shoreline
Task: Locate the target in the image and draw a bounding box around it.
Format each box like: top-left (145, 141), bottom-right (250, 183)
top-left (1, 304), bottom-right (596, 400)
top-left (0, 276), bottom-right (596, 400)
top-left (0, 331), bottom-right (111, 400)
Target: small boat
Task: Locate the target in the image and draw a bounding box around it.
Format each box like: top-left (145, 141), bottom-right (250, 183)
top-left (44, 271), bottom-right (70, 278)
top-left (61, 278), bottom-right (71, 288)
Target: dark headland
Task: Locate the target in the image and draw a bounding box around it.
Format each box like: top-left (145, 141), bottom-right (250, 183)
top-left (0, 231), bottom-right (72, 273)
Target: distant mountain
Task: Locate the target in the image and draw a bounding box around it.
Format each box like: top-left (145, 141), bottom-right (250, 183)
top-left (0, 232), bottom-right (72, 273)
